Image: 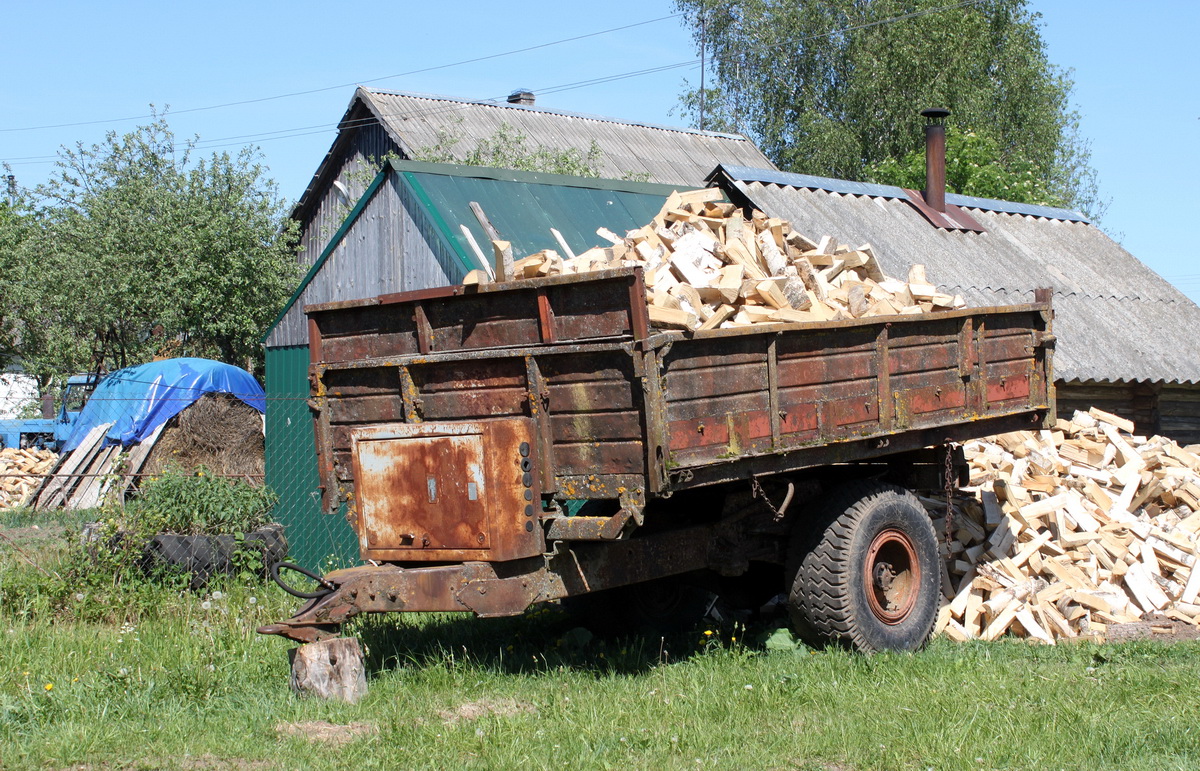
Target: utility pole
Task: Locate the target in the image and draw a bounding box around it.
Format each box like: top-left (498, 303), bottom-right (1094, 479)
top-left (699, 10), bottom-right (706, 132)
top-left (5, 175), bottom-right (15, 206)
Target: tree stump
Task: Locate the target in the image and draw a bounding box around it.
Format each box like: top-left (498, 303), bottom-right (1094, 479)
top-left (289, 637), bottom-right (367, 704)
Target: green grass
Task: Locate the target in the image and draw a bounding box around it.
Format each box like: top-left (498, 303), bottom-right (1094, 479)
top-left (3, 510), bottom-right (1200, 770)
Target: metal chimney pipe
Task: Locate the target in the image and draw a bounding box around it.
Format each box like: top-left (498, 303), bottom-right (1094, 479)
top-left (921, 107), bottom-right (950, 213)
top-left (507, 89), bottom-right (535, 106)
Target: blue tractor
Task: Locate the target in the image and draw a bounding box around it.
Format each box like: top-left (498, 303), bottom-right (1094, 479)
top-left (0, 374), bottom-right (101, 451)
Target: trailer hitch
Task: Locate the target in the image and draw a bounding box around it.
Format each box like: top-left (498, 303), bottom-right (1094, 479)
top-left (270, 561), bottom-right (338, 600)
top-left (258, 561), bottom-right (556, 644)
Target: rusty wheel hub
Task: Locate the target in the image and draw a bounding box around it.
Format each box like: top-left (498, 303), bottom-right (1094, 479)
top-left (863, 528), bottom-right (920, 625)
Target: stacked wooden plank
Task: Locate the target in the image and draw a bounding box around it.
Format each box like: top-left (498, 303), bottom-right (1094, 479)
top-left (929, 407), bottom-right (1200, 644)
top-left (29, 422), bottom-right (167, 511)
top-left (0, 448), bottom-right (58, 508)
top-left (463, 189), bottom-right (966, 329)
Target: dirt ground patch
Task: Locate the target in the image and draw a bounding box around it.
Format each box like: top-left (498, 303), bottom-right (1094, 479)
top-left (274, 720), bottom-right (379, 745)
top-left (0, 524), bottom-right (63, 551)
top-left (1105, 616), bottom-right (1200, 643)
top-left (436, 697), bottom-right (537, 725)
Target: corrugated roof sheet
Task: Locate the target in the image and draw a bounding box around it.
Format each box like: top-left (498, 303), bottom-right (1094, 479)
top-left (716, 166), bottom-right (1200, 385)
top-left (715, 165), bottom-right (1090, 222)
top-left (361, 89), bottom-right (775, 187)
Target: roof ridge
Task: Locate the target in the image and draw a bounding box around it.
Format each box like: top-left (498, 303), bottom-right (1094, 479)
top-left (362, 87), bottom-right (753, 141)
top-left (949, 285), bottom-right (1192, 304)
top-left (717, 164), bottom-right (1090, 223)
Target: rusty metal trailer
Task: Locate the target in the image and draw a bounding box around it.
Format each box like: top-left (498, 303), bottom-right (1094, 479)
top-left (261, 268), bottom-right (1054, 651)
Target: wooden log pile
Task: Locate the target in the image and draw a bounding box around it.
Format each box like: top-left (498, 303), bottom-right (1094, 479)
top-left (463, 189), bottom-right (966, 329)
top-left (0, 447), bottom-right (58, 509)
top-left (929, 407), bottom-right (1200, 644)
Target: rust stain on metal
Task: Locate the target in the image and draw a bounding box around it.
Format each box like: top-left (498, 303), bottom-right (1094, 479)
top-left (345, 418), bottom-right (543, 563)
top-left (353, 425), bottom-right (490, 552)
top-left (987, 374), bottom-right (1031, 403)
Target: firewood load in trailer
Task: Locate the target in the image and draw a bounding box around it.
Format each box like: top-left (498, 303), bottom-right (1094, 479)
top-left (461, 189), bottom-right (966, 328)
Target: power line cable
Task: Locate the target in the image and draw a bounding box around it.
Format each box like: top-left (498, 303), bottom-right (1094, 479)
top-left (3, 1), bottom-right (989, 168)
top-left (259, 0), bottom-right (992, 136)
top-left (0, 13), bottom-right (682, 134)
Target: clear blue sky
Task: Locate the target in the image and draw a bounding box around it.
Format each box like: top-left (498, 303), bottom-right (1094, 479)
top-left (3, 1), bottom-right (1197, 302)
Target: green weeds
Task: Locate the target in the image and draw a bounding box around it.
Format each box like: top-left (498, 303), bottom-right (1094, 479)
top-left (0, 469), bottom-right (281, 624)
top-left (126, 465), bottom-right (277, 535)
top-left (3, 513), bottom-right (1200, 769)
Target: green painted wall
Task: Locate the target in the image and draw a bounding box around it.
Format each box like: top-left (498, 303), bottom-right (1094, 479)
top-left (264, 345), bottom-right (358, 571)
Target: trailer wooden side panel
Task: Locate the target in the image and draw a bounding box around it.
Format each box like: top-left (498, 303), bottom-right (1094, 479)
top-left (659, 309), bottom-right (1052, 473)
top-left (304, 269), bottom-right (1053, 560)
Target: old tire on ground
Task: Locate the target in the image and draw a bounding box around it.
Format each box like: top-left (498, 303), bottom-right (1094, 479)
top-left (141, 523), bottom-right (288, 589)
top-left (787, 481), bottom-right (940, 652)
top-left (568, 576), bottom-right (711, 638)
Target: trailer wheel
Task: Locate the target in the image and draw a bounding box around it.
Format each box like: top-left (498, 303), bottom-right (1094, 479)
top-left (787, 481), bottom-right (940, 653)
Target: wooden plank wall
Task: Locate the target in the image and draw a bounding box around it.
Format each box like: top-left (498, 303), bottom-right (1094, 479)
top-left (1058, 381), bottom-right (1200, 446)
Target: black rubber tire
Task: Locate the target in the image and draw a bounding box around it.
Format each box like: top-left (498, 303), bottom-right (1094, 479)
top-left (567, 576), bottom-right (711, 638)
top-left (786, 481), bottom-right (940, 653)
top-left (140, 523), bottom-right (289, 590)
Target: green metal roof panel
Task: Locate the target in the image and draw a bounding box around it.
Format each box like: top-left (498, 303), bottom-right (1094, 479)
top-left (395, 160), bottom-right (694, 261)
top-left (384, 158), bottom-right (689, 195)
top-left (265, 159), bottom-right (708, 345)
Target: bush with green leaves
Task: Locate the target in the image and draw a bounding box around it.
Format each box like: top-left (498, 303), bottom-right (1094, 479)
top-left (68, 467), bottom-right (278, 600)
top-left (123, 465), bottom-right (277, 537)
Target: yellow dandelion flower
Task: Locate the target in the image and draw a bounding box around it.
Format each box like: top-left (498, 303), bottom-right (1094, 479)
top-left (703, 630), bottom-right (713, 636)
top-left (44, 683), bottom-right (53, 692)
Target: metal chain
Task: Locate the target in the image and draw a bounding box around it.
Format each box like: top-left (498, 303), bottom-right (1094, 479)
top-left (943, 441), bottom-right (956, 549)
top-left (749, 474), bottom-right (782, 520)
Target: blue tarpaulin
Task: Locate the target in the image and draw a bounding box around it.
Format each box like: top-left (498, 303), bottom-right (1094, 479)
top-left (63, 358), bottom-right (266, 452)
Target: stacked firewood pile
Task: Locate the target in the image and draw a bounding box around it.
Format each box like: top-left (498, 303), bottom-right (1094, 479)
top-left (928, 408), bottom-right (1200, 644)
top-left (464, 189), bottom-right (966, 329)
top-left (0, 448), bottom-right (57, 508)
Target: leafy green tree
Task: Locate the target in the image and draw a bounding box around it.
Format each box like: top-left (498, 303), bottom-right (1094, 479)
top-left (13, 117), bottom-right (299, 382)
top-left (0, 183), bottom-right (36, 369)
top-left (675, 0), bottom-right (1102, 216)
top-left (866, 126), bottom-right (1063, 205)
